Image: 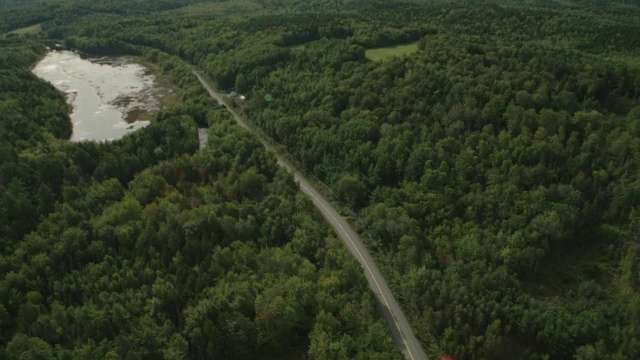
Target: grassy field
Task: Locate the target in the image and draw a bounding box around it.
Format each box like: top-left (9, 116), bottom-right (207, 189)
top-left (139, 59), bottom-right (183, 102)
top-left (289, 43), bottom-right (307, 50)
top-left (121, 59), bottom-right (184, 123)
top-left (6, 23), bottom-right (42, 36)
top-left (164, 0), bottom-right (264, 17)
top-left (365, 42), bottom-right (419, 61)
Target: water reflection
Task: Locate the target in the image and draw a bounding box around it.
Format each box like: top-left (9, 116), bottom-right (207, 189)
top-left (32, 51), bottom-right (162, 142)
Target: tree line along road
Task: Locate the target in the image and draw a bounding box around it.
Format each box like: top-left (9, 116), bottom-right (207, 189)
top-left (193, 69), bottom-right (429, 360)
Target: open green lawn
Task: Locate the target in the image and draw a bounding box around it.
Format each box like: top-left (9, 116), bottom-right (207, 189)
top-left (365, 42), bottom-right (418, 61)
top-left (7, 23), bottom-right (42, 36)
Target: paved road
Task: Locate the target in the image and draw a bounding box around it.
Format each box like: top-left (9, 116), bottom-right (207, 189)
top-left (193, 70), bottom-right (428, 360)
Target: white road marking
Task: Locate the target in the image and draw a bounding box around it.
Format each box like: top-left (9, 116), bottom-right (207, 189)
top-left (298, 181), bottom-right (416, 360)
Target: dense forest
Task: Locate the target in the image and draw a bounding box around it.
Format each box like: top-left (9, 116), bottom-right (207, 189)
top-left (2, 0), bottom-right (640, 359)
top-left (0, 37), bottom-right (401, 359)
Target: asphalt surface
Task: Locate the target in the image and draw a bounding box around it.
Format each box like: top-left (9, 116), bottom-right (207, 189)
top-left (194, 70), bottom-right (428, 360)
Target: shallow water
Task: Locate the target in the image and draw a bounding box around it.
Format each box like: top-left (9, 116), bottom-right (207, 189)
top-left (32, 51), bottom-right (162, 142)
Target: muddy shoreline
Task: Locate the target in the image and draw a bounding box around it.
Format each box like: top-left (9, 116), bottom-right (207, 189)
top-left (32, 50), bottom-right (168, 142)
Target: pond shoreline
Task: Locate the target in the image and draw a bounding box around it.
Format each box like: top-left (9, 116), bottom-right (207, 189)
top-left (32, 50), bottom-right (166, 142)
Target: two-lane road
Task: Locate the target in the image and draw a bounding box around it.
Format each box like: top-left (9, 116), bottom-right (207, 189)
top-left (193, 70), bottom-right (428, 360)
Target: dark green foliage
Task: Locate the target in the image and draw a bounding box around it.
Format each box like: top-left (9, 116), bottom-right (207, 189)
top-left (0, 26), bottom-right (401, 359)
top-left (111, 1), bottom-right (638, 359)
top-left (0, 42), bottom-right (70, 242)
top-left (3, 0), bottom-right (640, 358)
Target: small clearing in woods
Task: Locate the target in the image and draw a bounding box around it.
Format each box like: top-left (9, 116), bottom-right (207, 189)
top-left (365, 42), bottom-right (419, 61)
top-left (5, 23), bottom-right (42, 37)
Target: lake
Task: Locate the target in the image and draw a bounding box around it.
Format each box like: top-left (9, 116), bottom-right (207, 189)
top-left (32, 50), bottom-right (164, 142)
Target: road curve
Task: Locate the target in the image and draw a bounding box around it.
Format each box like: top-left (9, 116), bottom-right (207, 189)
top-left (193, 70), bottom-right (428, 360)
